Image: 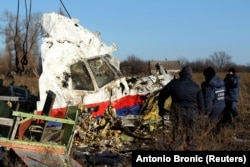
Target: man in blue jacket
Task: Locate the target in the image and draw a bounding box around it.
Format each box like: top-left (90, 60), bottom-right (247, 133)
top-left (158, 65), bottom-right (204, 151)
top-left (223, 67), bottom-right (240, 126)
top-left (201, 67), bottom-right (225, 122)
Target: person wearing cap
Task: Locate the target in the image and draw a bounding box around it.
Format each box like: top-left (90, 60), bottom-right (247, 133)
top-left (158, 65), bottom-right (204, 151)
top-left (223, 67), bottom-right (240, 126)
top-left (201, 67), bottom-right (226, 130)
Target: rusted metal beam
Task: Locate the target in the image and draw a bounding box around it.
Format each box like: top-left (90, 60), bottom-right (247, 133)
top-left (0, 139), bottom-right (67, 154)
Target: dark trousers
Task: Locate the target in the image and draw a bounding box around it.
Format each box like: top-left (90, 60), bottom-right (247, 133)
top-left (171, 113), bottom-right (199, 151)
top-left (222, 101), bottom-right (240, 125)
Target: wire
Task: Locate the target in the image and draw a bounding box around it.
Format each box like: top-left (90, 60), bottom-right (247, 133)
top-left (14, 0), bottom-right (20, 72)
top-left (21, 0), bottom-right (32, 69)
top-left (60, 0), bottom-right (71, 19)
top-left (14, 0), bottom-right (32, 73)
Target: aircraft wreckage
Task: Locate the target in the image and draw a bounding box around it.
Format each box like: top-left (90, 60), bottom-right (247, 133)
top-left (0, 12), bottom-right (174, 166)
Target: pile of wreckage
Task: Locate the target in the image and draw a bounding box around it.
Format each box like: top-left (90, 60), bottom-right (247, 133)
top-left (73, 91), bottom-right (173, 166)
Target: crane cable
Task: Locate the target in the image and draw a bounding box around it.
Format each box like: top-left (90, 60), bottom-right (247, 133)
top-left (14, 0), bottom-right (70, 73)
top-left (21, 0), bottom-right (32, 67)
top-left (60, 0), bottom-right (71, 19)
top-left (14, 0), bottom-right (32, 73)
top-left (14, 0), bottom-right (20, 72)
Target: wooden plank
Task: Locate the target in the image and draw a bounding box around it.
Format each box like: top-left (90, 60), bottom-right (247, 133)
top-left (11, 117), bottom-right (20, 140)
top-left (61, 106), bottom-right (79, 152)
top-left (0, 117), bottom-right (13, 126)
top-left (12, 111), bottom-right (75, 125)
top-left (0, 96), bottom-right (19, 101)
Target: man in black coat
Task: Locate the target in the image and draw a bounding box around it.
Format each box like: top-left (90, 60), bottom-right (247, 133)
top-left (223, 67), bottom-right (240, 126)
top-left (158, 65), bottom-right (204, 150)
top-left (201, 67), bottom-right (225, 121)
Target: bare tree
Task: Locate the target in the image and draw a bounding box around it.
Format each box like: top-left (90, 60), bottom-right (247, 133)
top-left (204, 58), bottom-right (214, 67)
top-left (0, 10), bottom-right (42, 76)
top-left (178, 56), bottom-right (189, 67)
top-left (120, 55), bottom-right (149, 76)
top-left (209, 51), bottom-right (232, 70)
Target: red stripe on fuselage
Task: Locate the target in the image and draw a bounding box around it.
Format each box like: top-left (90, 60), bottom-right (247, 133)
top-left (37, 94), bottom-right (145, 118)
top-left (86, 94), bottom-right (145, 117)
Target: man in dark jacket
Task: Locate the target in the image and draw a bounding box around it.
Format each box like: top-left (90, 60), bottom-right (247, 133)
top-left (223, 67), bottom-right (240, 126)
top-left (201, 67), bottom-right (225, 121)
top-left (158, 65), bottom-right (204, 150)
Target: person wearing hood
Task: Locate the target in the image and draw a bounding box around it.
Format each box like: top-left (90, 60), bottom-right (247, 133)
top-left (223, 67), bottom-right (240, 126)
top-left (158, 65), bottom-right (204, 151)
top-left (201, 67), bottom-right (225, 123)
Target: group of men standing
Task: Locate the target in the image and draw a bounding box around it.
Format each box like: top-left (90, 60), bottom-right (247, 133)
top-left (158, 65), bottom-right (240, 150)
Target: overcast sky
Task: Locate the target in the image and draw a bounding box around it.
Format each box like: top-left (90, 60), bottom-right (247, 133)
top-left (0, 0), bottom-right (249, 65)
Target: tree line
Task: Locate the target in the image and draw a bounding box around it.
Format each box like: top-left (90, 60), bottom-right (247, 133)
top-left (120, 53), bottom-right (250, 76)
top-left (0, 10), bottom-right (249, 78)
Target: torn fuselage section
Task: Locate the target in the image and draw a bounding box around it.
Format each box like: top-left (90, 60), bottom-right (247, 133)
top-left (68, 54), bottom-right (139, 118)
top-left (37, 12), bottom-right (173, 126)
